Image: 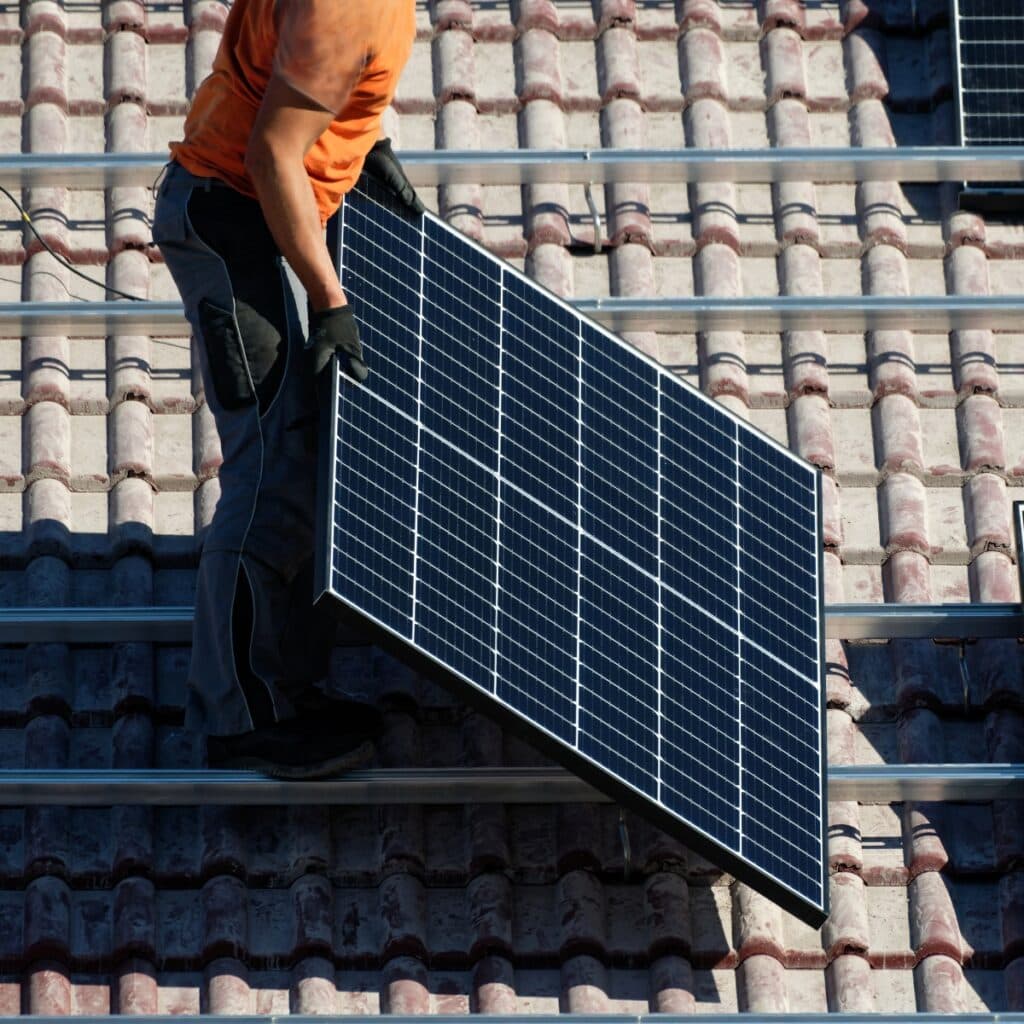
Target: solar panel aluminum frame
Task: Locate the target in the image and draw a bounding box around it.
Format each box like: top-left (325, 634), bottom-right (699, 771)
top-left (951, 0), bottom-right (1024, 211)
top-left (315, 189), bottom-right (830, 928)
top-left (1015, 502), bottom-right (1024, 602)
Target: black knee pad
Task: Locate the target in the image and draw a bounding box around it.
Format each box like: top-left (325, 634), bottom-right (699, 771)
top-left (198, 298), bottom-right (256, 411)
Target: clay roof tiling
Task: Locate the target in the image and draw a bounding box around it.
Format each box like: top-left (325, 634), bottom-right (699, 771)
top-left (0, 0), bottom-right (1022, 1016)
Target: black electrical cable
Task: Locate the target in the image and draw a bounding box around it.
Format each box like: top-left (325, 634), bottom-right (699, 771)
top-left (0, 184), bottom-right (144, 302)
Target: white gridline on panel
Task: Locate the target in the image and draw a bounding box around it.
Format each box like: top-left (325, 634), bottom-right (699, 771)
top-left (350, 203), bottom-right (819, 521)
top-left (347, 224), bottom-right (818, 551)
top-left (574, 313), bottom-right (585, 747)
top-left (333, 511), bottom-right (819, 838)
top-left (492, 269), bottom-right (508, 698)
top-left (659, 652), bottom-right (819, 765)
top-left (335, 195), bottom-right (826, 903)
top-left (330, 495), bottom-right (817, 823)
top-left (344, 284), bottom-right (819, 653)
top-left (734, 427), bottom-right (746, 847)
top-left (337, 435), bottom-right (669, 668)
top-left (408, 203), bottom-right (427, 650)
top-left (334, 372), bottom-right (821, 699)
top-left (344, 187), bottom-right (816, 480)
top-left (339, 346), bottom-right (819, 696)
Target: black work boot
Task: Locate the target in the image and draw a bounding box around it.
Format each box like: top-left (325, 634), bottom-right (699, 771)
top-left (206, 714), bottom-right (376, 780)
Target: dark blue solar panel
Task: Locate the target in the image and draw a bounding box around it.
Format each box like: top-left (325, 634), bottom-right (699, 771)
top-left (331, 390), bottom-right (417, 635)
top-left (497, 484), bottom-right (577, 744)
top-left (579, 536), bottom-right (660, 795)
top-left (321, 179), bottom-right (827, 927)
top-left (660, 591), bottom-right (740, 850)
top-left (581, 324), bottom-right (659, 578)
top-left (416, 439), bottom-right (498, 685)
top-left (955, 0), bottom-right (1024, 146)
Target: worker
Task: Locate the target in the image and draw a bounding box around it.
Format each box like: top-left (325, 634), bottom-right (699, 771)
top-left (151, 1), bottom-right (423, 778)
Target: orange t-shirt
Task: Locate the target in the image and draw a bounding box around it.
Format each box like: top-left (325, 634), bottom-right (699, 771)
top-left (170, 0), bottom-right (415, 225)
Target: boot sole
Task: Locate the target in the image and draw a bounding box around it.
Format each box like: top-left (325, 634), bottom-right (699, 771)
top-left (209, 739), bottom-right (375, 780)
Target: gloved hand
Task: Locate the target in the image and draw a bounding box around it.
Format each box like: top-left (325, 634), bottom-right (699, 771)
top-left (361, 137), bottom-right (425, 215)
top-left (308, 304), bottom-right (368, 383)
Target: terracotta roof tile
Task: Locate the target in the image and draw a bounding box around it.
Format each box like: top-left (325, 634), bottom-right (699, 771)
top-left (0, 0), bottom-right (1021, 1012)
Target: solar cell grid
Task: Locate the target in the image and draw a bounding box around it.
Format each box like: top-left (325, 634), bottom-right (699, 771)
top-left (955, 0), bottom-right (1024, 146)
top-left (318, 179), bottom-right (828, 926)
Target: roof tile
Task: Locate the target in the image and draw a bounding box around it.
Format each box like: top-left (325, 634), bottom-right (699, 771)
top-left (736, 951), bottom-right (787, 1011)
top-left (26, 964), bottom-right (73, 1015)
top-left (434, 27), bottom-right (475, 106)
top-left (597, 26), bottom-right (641, 105)
top-left (844, 28), bottom-right (889, 102)
top-left (914, 952), bottom-right (968, 1011)
top-left (432, 0), bottom-right (473, 34)
top-left (561, 953), bottom-right (612, 1012)
top-left (953, 332), bottom-right (1001, 406)
top-left (470, 954), bottom-right (518, 1012)
top-left (381, 954), bottom-right (430, 1013)
top-left (959, 394), bottom-right (1007, 474)
top-left (514, 0), bottom-right (560, 36)
top-left (763, 27), bottom-right (807, 104)
top-left (110, 398), bottom-right (154, 484)
top-left (825, 952), bottom-right (873, 1010)
top-left (517, 27), bottom-right (563, 105)
top-left (964, 472), bottom-right (1012, 558)
top-left (1, 0), bottom-right (1021, 1011)
top-left (648, 952), bottom-right (695, 1012)
top-left (679, 28), bottom-right (727, 104)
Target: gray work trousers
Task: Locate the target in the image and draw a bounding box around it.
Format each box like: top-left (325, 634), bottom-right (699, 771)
top-left (153, 161), bottom-right (336, 738)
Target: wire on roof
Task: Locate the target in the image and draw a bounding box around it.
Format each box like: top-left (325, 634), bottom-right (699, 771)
top-left (0, 185), bottom-right (144, 302)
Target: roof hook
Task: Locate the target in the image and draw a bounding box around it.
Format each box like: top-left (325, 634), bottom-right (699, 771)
top-left (584, 182), bottom-right (602, 254)
top-left (958, 639), bottom-right (971, 712)
top-left (935, 636), bottom-right (974, 713)
top-left (618, 807), bottom-right (632, 881)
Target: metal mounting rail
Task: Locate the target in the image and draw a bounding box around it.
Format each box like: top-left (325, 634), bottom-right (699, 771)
top-left (3, 146), bottom-right (1024, 187)
top-left (0, 603), bottom-right (1020, 644)
top-left (826, 602), bottom-right (1024, 639)
top-left (5, 295), bottom-right (1024, 337)
top-left (1, 1016), bottom-right (1022, 1024)
top-left (0, 765), bottom-right (1018, 805)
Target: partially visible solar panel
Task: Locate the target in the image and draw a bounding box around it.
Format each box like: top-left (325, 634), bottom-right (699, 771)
top-left (954, 0), bottom-right (1024, 146)
top-left (317, 179), bottom-right (828, 926)
top-left (1015, 502), bottom-right (1024, 599)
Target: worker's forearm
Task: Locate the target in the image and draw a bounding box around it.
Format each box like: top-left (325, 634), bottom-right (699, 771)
top-left (245, 145), bottom-right (346, 312)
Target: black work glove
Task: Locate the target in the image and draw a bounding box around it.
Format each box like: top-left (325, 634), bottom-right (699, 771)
top-left (361, 137), bottom-right (425, 215)
top-left (309, 304), bottom-right (368, 383)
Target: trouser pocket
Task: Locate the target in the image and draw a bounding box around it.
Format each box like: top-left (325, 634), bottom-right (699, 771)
top-left (198, 298), bottom-right (256, 411)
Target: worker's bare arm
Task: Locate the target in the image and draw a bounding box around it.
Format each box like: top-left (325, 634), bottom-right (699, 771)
top-left (244, 75), bottom-right (345, 311)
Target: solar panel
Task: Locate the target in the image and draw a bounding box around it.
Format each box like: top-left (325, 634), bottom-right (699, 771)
top-left (315, 178), bottom-right (828, 927)
top-left (953, 0), bottom-right (1024, 208)
top-left (954, 0), bottom-right (1024, 146)
top-left (1016, 501), bottom-right (1024, 599)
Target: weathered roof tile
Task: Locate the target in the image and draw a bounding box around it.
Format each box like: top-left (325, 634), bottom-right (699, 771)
top-left (0, 0), bottom-right (1021, 1012)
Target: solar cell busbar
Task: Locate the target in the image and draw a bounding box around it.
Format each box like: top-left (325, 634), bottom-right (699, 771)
top-left (316, 179), bottom-right (829, 927)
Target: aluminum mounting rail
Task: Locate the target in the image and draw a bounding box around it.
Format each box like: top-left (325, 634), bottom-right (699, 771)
top-left (5, 295), bottom-right (1024, 337)
top-left (0, 603), bottom-right (1020, 644)
top-left (3, 1016), bottom-right (1023, 1024)
top-left (0, 765), bottom-right (1019, 805)
top-left (4, 146), bottom-right (1024, 187)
